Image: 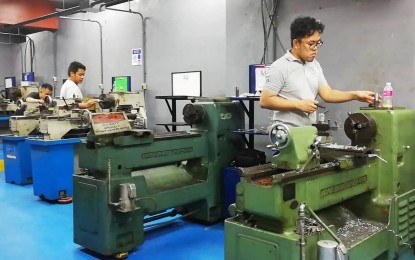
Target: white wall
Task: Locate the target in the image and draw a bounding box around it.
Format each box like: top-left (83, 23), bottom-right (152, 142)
top-left (4, 0), bottom-right (225, 130)
top-left (227, 0), bottom-right (415, 144)
top-left (0, 43), bottom-right (13, 86)
top-left (0, 0), bottom-right (414, 146)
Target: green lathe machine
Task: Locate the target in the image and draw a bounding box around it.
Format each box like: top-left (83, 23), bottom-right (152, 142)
top-left (225, 107), bottom-right (415, 260)
top-left (73, 99), bottom-right (244, 257)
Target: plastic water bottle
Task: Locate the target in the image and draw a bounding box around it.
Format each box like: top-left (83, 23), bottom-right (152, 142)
top-left (382, 82), bottom-right (393, 109)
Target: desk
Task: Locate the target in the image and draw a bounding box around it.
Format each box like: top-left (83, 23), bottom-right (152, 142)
top-left (229, 96), bottom-right (267, 149)
top-left (155, 96), bottom-right (199, 131)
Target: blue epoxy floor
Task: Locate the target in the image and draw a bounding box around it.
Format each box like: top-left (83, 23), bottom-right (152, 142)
top-left (0, 172), bottom-right (224, 260)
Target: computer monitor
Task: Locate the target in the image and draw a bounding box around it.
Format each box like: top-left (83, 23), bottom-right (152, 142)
top-left (249, 64), bottom-right (268, 94)
top-left (22, 72), bottom-right (35, 81)
top-left (111, 76), bottom-right (131, 92)
top-left (4, 77), bottom-right (16, 88)
top-left (171, 71), bottom-right (202, 97)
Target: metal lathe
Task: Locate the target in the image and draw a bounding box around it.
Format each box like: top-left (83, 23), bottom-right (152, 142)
top-left (73, 99), bottom-right (244, 257)
top-left (225, 107), bottom-right (415, 260)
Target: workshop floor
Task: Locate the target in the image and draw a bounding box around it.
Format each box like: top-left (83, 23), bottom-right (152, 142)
top-left (0, 172), bottom-right (224, 260)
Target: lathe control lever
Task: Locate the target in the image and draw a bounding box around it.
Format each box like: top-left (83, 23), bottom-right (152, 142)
top-left (119, 183), bottom-right (138, 212)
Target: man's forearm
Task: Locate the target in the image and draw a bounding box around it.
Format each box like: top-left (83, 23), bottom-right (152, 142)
top-left (78, 103), bottom-right (91, 109)
top-left (25, 97), bottom-right (40, 103)
top-left (322, 89), bottom-right (358, 103)
top-left (260, 95), bottom-right (299, 111)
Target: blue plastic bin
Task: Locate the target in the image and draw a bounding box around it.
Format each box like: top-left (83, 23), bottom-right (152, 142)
top-left (1, 135), bottom-right (32, 185)
top-left (26, 138), bottom-right (81, 200)
top-left (0, 147), bottom-right (4, 171)
top-left (223, 167), bottom-right (241, 218)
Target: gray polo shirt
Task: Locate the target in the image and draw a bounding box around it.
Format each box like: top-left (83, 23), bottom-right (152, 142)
top-left (264, 50), bottom-right (328, 127)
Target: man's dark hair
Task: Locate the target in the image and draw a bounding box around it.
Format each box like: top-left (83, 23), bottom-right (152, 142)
top-left (290, 16), bottom-right (325, 46)
top-left (41, 83), bottom-right (53, 91)
top-left (67, 61), bottom-right (86, 76)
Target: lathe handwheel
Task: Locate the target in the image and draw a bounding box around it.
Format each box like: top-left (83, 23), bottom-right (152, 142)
top-left (44, 95), bottom-right (56, 108)
top-left (16, 99), bottom-right (26, 110)
top-left (269, 123), bottom-right (290, 149)
top-left (79, 109), bottom-right (93, 128)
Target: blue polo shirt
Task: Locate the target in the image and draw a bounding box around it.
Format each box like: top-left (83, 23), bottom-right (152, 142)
top-left (264, 50), bottom-right (328, 127)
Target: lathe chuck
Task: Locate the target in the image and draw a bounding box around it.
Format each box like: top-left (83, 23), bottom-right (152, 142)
top-left (344, 113), bottom-right (377, 146)
top-left (98, 93), bottom-right (116, 109)
top-left (183, 104), bottom-right (205, 125)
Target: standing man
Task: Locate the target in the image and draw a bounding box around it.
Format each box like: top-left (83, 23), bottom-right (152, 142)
top-left (260, 16), bottom-right (375, 127)
top-left (60, 61), bottom-right (97, 109)
top-left (25, 83), bottom-right (53, 104)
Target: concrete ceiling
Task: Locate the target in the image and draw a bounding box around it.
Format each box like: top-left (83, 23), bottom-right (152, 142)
top-left (48, 0), bottom-right (131, 10)
top-left (48, 0), bottom-right (81, 9)
top-left (0, 0), bottom-right (130, 37)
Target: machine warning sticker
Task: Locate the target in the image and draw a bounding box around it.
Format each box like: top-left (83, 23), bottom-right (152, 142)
top-left (5, 145), bottom-right (16, 159)
top-left (320, 175), bottom-right (367, 198)
top-left (91, 113), bottom-right (132, 136)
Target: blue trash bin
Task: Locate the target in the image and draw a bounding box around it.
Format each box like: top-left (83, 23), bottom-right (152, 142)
top-left (26, 138), bottom-right (81, 200)
top-left (1, 135), bottom-right (32, 185)
top-left (0, 145), bottom-right (4, 172)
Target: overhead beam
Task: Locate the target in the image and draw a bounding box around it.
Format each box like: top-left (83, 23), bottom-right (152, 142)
top-left (0, 6), bottom-right (81, 33)
top-left (0, 0), bottom-right (58, 31)
top-left (0, 0), bottom-right (131, 33)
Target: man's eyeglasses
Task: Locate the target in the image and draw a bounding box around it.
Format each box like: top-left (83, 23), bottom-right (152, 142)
top-left (306, 40), bottom-right (323, 50)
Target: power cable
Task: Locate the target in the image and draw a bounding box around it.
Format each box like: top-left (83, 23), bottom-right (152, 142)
top-left (260, 0), bottom-right (278, 64)
top-left (260, 0), bottom-right (284, 64)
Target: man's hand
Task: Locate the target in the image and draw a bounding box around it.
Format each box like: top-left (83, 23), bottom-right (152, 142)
top-left (38, 99), bottom-right (45, 105)
top-left (296, 99), bottom-right (319, 113)
top-left (86, 99), bottom-right (98, 106)
top-left (355, 91), bottom-right (376, 104)
top-left (78, 99), bottom-right (98, 109)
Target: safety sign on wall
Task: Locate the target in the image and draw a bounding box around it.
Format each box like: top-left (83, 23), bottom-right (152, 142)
top-left (132, 48), bottom-right (142, 66)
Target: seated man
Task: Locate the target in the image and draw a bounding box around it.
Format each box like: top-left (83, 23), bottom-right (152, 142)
top-left (25, 83), bottom-right (53, 105)
top-left (14, 83), bottom-right (53, 115)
